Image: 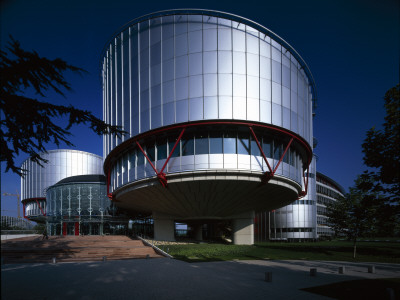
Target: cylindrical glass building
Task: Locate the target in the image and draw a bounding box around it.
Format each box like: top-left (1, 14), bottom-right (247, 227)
top-left (102, 9), bottom-right (316, 244)
top-left (46, 175), bottom-right (129, 236)
top-left (21, 149), bottom-right (104, 222)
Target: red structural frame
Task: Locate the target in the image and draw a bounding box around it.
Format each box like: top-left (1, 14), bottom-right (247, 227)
top-left (105, 121), bottom-right (312, 200)
top-left (22, 197), bottom-right (46, 219)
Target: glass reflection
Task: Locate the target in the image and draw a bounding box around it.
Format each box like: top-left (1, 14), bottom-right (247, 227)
top-left (189, 53), bottom-right (202, 75)
top-left (189, 97), bottom-right (203, 120)
top-left (210, 132), bottom-right (222, 153)
top-left (218, 28), bottom-right (232, 50)
top-left (203, 29), bottom-right (217, 51)
top-left (224, 132), bottom-right (236, 154)
top-left (195, 133), bottom-right (208, 154)
top-left (203, 51), bottom-right (217, 73)
top-left (204, 96), bottom-right (218, 119)
top-left (163, 102), bottom-right (175, 125)
top-left (182, 137), bottom-right (194, 156)
top-left (238, 134), bottom-right (250, 154)
top-left (188, 31), bottom-right (202, 53)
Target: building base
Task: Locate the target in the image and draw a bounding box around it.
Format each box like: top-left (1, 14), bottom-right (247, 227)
top-left (231, 211), bottom-right (255, 245)
top-left (153, 212), bottom-right (175, 241)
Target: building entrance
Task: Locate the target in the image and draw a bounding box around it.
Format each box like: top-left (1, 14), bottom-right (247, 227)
top-left (62, 222), bottom-right (79, 236)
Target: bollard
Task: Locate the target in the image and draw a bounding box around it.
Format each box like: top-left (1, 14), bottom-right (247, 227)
top-left (265, 272), bottom-right (272, 282)
top-left (386, 288), bottom-right (395, 300)
top-left (52, 257), bottom-right (57, 264)
top-left (338, 266), bottom-right (345, 274)
top-left (103, 256), bottom-right (107, 262)
top-left (368, 266), bottom-right (375, 273)
top-left (310, 268), bottom-right (317, 276)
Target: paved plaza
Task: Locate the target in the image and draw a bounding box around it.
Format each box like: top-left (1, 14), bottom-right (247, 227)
top-left (2, 258), bottom-right (399, 299)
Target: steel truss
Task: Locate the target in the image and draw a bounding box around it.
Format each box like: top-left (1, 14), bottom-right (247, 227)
top-left (22, 197), bottom-right (46, 220)
top-left (106, 121), bottom-right (312, 200)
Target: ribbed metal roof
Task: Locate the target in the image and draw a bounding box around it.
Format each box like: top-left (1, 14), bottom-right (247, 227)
top-left (55, 174), bottom-right (106, 185)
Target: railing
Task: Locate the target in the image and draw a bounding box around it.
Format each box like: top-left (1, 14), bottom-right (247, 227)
top-left (135, 233), bottom-right (173, 258)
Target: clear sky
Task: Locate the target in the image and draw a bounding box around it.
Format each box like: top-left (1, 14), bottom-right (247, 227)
top-left (1, 0), bottom-right (399, 218)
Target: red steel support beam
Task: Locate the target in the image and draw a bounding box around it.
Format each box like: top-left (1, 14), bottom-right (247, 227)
top-left (107, 169), bottom-right (113, 200)
top-left (157, 128), bottom-right (186, 187)
top-left (135, 141), bottom-right (158, 175)
top-left (298, 166), bottom-right (310, 199)
top-left (23, 202), bottom-right (28, 220)
top-left (104, 120), bottom-right (312, 172)
top-left (273, 137), bottom-right (294, 174)
top-left (160, 128), bottom-right (186, 174)
top-left (133, 128), bottom-right (187, 188)
top-left (35, 198), bottom-right (46, 216)
top-left (249, 127), bottom-right (273, 174)
top-left (135, 140), bottom-right (168, 187)
top-left (105, 121), bottom-right (313, 194)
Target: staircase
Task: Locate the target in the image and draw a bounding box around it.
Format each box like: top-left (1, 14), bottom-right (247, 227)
top-left (1, 235), bottom-right (163, 263)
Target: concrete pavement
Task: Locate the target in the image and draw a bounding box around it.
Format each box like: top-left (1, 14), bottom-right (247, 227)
top-left (2, 258), bottom-right (399, 299)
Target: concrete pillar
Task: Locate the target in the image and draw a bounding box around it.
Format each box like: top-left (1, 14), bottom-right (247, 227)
top-left (153, 212), bottom-right (175, 241)
top-left (231, 211), bottom-right (255, 245)
top-left (193, 224), bottom-right (203, 241)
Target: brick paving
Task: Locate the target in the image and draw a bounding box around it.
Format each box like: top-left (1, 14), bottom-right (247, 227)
top-left (1, 235), bottom-right (163, 263)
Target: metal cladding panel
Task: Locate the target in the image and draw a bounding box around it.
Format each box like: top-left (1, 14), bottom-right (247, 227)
top-left (21, 150), bottom-right (104, 201)
top-left (268, 154), bottom-right (317, 240)
top-left (102, 11), bottom-right (316, 218)
top-left (102, 10), bottom-right (315, 159)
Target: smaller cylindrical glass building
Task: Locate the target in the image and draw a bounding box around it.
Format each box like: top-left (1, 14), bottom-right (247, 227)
top-left (46, 175), bottom-right (129, 236)
top-left (21, 149), bottom-right (104, 222)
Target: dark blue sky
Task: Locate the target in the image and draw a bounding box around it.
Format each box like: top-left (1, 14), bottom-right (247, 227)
top-left (1, 0), bottom-right (399, 218)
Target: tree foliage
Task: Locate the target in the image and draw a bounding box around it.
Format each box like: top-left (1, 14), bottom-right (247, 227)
top-left (0, 37), bottom-right (125, 175)
top-left (360, 84), bottom-right (400, 205)
top-left (328, 85), bottom-right (400, 244)
top-left (326, 176), bottom-right (380, 257)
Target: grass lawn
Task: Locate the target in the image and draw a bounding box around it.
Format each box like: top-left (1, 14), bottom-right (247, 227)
top-left (166, 240), bottom-right (400, 263)
top-left (301, 278), bottom-right (400, 299)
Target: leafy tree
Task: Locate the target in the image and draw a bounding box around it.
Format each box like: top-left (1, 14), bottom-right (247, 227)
top-left (357, 85), bottom-right (400, 236)
top-left (361, 85), bottom-right (400, 204)
top-left (326, 176), bottom-right (380, 258)
top-left (0, 37), bottom-right (125, 175)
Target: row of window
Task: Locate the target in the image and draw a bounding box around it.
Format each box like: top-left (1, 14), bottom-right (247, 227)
top-left (317, 195), bottom-right (336, 206)
top-left (111, 130), bottom-right (307, 190)
top-left (316, 185), bottom-right (343, 199)
top-left (120, 130), bottom-right (305, 166)
top-left (316, 176), bottom-right (343, 193)
top-left (291, 200), bottom-right (315, 205)
top-left (317, 206), bottom-right (329, 215)
top-left (270, 227), bottom-right (314, 233)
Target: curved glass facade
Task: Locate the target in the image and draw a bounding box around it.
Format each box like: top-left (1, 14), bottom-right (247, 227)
top-left (102, 10), bottom-right (315, 195)
top-left (316, 172), bottom-right (345, 238)
top-left (109, 126), bottom-right (308, 192)
top-left (255, 155), bottom-right (317, 242)
top-left (46, 175), bottom-right (128, 235)
top-left (21, 149), bottom-right (104, 220)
